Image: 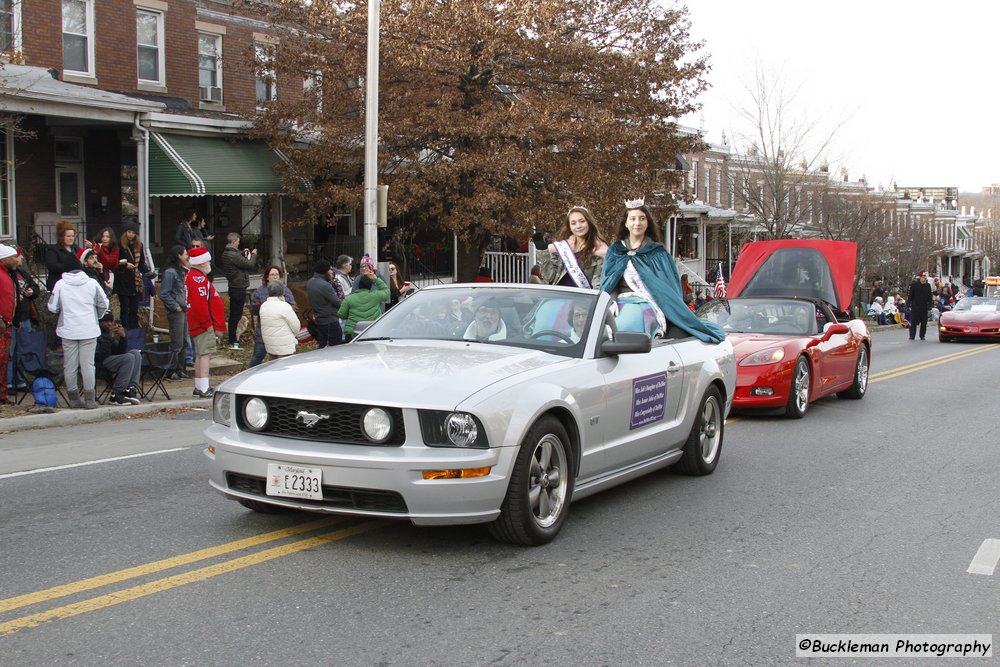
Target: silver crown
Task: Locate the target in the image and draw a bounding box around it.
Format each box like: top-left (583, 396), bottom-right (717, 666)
top-left (624, 196), bottom-right (645, 208)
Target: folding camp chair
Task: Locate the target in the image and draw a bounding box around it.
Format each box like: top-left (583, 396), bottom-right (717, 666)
top-left (14, 328), bottom-right (68, 407)
top-left (125, 328), bottom-right (173, 401)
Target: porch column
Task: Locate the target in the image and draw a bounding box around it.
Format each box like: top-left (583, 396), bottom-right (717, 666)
top-left (133, 118), bottom-right (149, 250)
top-left (272, 195), bottom-right (285, 268)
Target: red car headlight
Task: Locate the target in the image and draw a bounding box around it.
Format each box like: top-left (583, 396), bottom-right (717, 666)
top-left (740, 347), bottom-right (786, 366)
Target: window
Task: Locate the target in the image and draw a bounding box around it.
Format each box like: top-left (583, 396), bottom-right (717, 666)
top-left (255, 42), bottom-right (276, 107)
top-left (0, 0), bottom-right (21, 53)
top-left (54, 138), bottom-right (85, 221)
top-left (62, 0), bottom-right (94, 76)
top-left (304, 70), bottom-right (323, 115)
top-left (136, 8), bottom-right (164, 85)
top-left (198, 32), bottom-right (222, 103)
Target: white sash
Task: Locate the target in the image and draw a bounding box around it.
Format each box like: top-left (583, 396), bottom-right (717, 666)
top-left (553, 240), bottom-right (591, 289)
top-left (621, 242), bottom-right (667, 333)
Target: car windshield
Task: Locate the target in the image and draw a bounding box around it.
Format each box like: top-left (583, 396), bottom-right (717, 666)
top-left (740, 247), bottom-right (839, 306)
top-left (355, 286), bottom-right (598, 356)
top-left (697, 298), bottom-right (820, 335)
top-left (953, 297), bottom-right (1000, 312)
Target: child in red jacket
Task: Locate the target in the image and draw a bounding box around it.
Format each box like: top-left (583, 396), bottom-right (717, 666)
top-left (185, 246), bottom-right (225, 398)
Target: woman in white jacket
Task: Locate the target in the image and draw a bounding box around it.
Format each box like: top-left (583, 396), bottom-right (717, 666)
top-left (47, 262), bottom-right (110, 408)
top-left (259, 281), bottom-right (300, 360)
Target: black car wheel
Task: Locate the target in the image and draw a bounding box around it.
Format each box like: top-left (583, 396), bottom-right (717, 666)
top-left (489, 416), bottom-right (575, 546)
top-left (674, 386), bottom-right (724, 476)
top-left (784, 357), bottom-right (810, 419)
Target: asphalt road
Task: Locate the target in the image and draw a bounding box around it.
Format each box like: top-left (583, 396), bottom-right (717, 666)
top-left (1, 327), bottom-right (997, 666)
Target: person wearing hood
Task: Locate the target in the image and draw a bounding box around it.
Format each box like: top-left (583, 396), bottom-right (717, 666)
top-left (867, 296), bottom-right (885, 325)
top-left (600, 199), bottom-right (725, 344)
top-left (47, 261), bottom-right (110, 409)
top-left (338, 262), bottom-right (389, 340)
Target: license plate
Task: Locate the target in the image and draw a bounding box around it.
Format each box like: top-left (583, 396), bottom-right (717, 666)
top-left (266, 463), bottom-right (323, 500)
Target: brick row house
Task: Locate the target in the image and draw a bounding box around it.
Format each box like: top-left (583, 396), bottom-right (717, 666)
top-left (0, 0), bottom-right (319, 287)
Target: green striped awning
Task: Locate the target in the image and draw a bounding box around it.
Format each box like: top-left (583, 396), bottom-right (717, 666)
top-left (957, 225), bottom-right (971, 240)
top-left (149, 132), bottom-right (286, 196)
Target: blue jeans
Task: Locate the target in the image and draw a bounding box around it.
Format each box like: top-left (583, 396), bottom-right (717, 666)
top-left (248, 340), bottom-right (267, 367)
top-left (7, 320), bottom-right (30, 388)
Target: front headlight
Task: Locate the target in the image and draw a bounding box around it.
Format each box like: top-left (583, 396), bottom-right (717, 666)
top-left (419, 410), bottom-right (489, 448)
top-left (213, 392), bottom-right (232, 426)
top-left (740, 347), bottom-right (786, 366)
top-left (243, 397), bottom-right (270, 431)
top-left (361, 407), bottom-right (393, 443)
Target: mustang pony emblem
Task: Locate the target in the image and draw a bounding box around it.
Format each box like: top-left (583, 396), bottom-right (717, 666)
top-left (296, 411), bottom-right (330, 428)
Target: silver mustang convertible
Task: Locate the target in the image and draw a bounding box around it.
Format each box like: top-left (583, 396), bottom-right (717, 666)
top-left (205, 284), bottom-right (736, 545)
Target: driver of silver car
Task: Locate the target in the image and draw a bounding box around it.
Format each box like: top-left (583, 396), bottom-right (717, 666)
top-left (464, 302), bottom-right (508, 341)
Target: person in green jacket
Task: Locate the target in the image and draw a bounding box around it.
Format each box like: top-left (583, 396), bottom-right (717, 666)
top-left (337, 264), bottom-right (389, 340)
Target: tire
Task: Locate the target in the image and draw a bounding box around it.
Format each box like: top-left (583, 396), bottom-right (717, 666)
top-left (489, 416), bottom-right (575, 546)
top-left (674, 386), bottom-right (724, 476)
top-left (237, 498), bottom-right (289, 514)
top-left (938, 334), bottom-right (951, 343)
top-left (784, 356), bottom-right (810, 419)
top-left (837, 345), bottom-right (869, 399)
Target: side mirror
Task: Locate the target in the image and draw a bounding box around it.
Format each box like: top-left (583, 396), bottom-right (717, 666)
top-left (823, 323), bottom-right (850, 337)
top-left (354, 320), bottom-right (374, 336)
top-left (601, 331), bottom-right (652, 355)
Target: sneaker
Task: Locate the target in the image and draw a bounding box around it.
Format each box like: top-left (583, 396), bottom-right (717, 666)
top-left (109, 391), bottom-right (131, 406)
top-left (166, 371), bottom-right (181, 381)
top-left (124, 385), bottom-right (141, 404)
top-left (229, 343), bottom-right (242, 350)
top-left (192, 387), bottom-right (215, 398)
top-left (175, 370), bottom-right (191, 379)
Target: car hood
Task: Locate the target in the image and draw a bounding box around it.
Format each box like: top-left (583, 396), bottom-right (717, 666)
top-left (219, 340), bottom-right (569, 408)
top-left (728, 333), bottom-right (804, 359)
top-left (940, 310), bottom-right (1000, 325)
top-left (728, 240), bottom-right (857, 312)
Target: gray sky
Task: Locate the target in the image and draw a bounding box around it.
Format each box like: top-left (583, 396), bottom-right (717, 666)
top-left (679, 0), bottom-right (997, 193)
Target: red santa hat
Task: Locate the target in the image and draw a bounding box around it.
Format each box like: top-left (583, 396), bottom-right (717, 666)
top-left (77, 247), bottom-right (95, 263)
top-left (189, 246), bottom-right (211, 266)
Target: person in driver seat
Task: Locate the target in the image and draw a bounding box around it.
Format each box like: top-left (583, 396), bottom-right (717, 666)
top-left (464, 301), bottom-right (508, 341)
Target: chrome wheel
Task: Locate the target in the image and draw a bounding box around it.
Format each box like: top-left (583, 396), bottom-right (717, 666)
top-left (528, 434), bottom-right (569, 529)
top-left (698, 394), bottom-right (722, 464)
top-left (785, 357), bottom-right (810, 418)
top-left (855, 347), bottom-right (868, 393)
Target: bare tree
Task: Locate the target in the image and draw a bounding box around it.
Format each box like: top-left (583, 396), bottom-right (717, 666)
top-left (729, 65), bottom-right (847, 240)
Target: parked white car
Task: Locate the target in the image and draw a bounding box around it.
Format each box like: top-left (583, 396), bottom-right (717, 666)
top-left (205, 284), bottom-right (735, 544)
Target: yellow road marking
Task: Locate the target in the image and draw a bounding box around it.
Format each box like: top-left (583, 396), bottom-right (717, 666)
top-left (0, 517), bottom-right (345, 614)
top-left (0, 520), bottom-right (388, 637)
top-left (870, 345), bottom-right (998, 383)
top-left (868, 344), bottom-right (995, 379)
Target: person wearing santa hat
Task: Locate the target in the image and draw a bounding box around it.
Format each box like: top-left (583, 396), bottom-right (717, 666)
top-left (47, 252), bottom-right (110, 409)
top-left (184, 246), bottom-right (225, 398)
top-left (0, 244), bottom-right (19, 403)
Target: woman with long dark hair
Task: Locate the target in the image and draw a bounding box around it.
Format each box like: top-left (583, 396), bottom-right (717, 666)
top-left (113, 219), bottom-right (149, 329)
top-left (537, 206), bottom-right (608, 288)
top-left (600, 199), bottom-right (724, 343)
top-left (159, 245), bottom-right (190, 380)
top-left (93, 227), bottom-right (119, 283)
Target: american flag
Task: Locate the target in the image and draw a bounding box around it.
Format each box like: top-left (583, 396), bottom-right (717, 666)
top-left (713, 263), bottom-right (727, 298)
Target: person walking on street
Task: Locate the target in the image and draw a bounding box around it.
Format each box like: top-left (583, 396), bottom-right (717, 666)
top-left (160, 245), bottom-right (191, 380)
top-left (47, 263), bottom-right (109, 409)
top-left (219, 233), bottom-right (257, 350)
top-left (907, 270), bottom-right (933, 340)
top-left (185, 246), bottom-right (225, 398)
top-left (306, 260), bottom-right (343, 348)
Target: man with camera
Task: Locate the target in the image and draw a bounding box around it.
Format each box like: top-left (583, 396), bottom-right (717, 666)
top-left (219, 233), bottom-right (257, 350)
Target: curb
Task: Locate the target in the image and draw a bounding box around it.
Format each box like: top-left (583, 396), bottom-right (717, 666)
top-left (0, 398), bottom-right (213, 435)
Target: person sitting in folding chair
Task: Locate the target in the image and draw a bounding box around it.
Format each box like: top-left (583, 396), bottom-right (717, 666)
top-left (95, 313), bottom-right (141, 405)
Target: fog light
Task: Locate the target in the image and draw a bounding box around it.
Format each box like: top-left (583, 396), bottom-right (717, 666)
top-left (207, 444), bottom-right (216, 455)
top-left (751, 387), bottom-right (774, 396)
top-left (422, 467), bottom-right (492, 480)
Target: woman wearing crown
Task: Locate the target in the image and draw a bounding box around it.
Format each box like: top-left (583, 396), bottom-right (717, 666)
top-left (537, 206), bottom-right (608, 288)
top-left (600, 198), bottom-right (725, 343)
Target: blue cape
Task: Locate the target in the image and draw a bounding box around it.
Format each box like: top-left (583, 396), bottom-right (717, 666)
top-left (601, 241), bottom-right (726, 344)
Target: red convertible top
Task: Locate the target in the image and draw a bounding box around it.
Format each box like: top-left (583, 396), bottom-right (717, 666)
top-left (728, 240), bottom-right (857, 312)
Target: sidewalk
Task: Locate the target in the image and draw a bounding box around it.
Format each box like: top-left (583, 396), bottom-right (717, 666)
top-left (1, 355), bottom-right (244, 434)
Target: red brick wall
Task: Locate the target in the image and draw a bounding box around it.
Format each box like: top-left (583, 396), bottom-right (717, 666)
top-left (13, 117), bottom-right (56, 235)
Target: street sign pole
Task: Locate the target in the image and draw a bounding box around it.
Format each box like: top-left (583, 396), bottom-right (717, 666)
top-left (363, 0), bottom-right (381, 262)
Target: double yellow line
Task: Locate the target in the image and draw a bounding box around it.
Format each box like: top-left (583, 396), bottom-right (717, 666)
top-left (0, 516), bottom-right (387, 637)
top-left (869, 343), bottom-right (999, 383)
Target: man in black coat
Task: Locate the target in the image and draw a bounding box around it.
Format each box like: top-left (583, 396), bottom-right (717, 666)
top-left (907, 271), bottom-right (933, 340)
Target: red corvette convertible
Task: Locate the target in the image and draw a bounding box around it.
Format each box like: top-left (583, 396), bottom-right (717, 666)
top-left (697, 240), bottom-right (871, 418)
top-left (938, 297), bottom-right (1000, 342)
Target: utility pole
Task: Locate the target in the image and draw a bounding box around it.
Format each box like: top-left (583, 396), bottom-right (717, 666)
top-left (363, 0), bottom-right (381, 262)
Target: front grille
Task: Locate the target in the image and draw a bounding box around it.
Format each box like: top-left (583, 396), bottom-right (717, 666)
top-left (237, 396), bottom-right (405, 446)
top-left (226, 472), bottom-right (408, 513)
